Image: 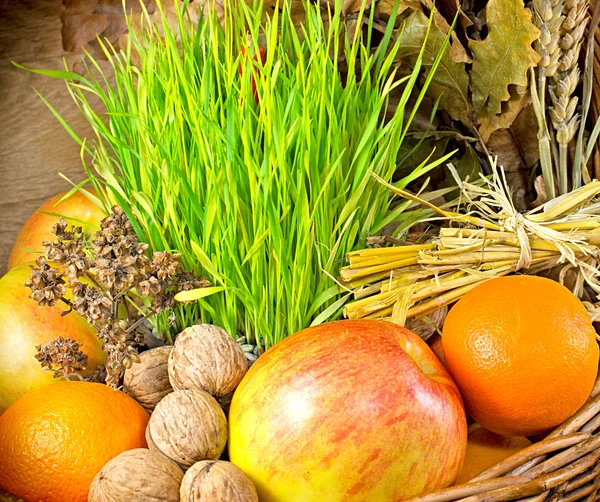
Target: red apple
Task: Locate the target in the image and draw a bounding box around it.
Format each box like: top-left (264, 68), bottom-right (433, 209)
top-left (0, 263), bottom-right (106, 413)
top-left (228, 320), bottom-right (467, 501)
top-left (428, 332), bottom-right (446, 366)
top-left (8, 190), bottom-right (106, 271)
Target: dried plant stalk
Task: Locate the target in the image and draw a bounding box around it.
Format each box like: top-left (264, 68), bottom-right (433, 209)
top-left (341, 161), bottom-right (600, 326)
top-left (531, 0), bottom-right (591, 195)
top-left (550, 0), bottom-right (589, 192)
top-left (26, 205), bottom-right (211, 387)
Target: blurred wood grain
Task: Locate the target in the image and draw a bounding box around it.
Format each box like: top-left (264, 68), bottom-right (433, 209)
top-left (0, 0), bottom-right (95, 273)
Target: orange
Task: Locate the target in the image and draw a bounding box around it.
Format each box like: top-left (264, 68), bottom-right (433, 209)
top-left (455, 424), bottom-right (532, 484)
top-left (0, 381), bottom-right (149, 502)
top-left (442, 275), bottom-right (599, 437)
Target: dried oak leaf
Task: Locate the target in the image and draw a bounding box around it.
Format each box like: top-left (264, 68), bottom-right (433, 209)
top-left (396, 10), bottom-right (471, 125)
top-left (61, 13), bottom-right (109, 53)
top-left (468, 0), bottom-right (540, 116)
top-left (478, 88), bottom-right (531, 142)
top-left (419, 0), bottom-right (473, 63)
top-left (482, 129), bottom-right (525, 173)
top-left (375, 0), bottom-right (421, 19)
top-left (509, 102), bottom-right (540, 168)
top-left (180, 460), bottom-right (259, 502)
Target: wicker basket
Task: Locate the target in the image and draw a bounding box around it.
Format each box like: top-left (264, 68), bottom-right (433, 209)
top-left (406, 370), bottom-right (600, 502)
top-left (589, 0), bottom-right (600, 179)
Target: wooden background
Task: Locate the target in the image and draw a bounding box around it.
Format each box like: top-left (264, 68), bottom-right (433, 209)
top-left (0, 0), bottom-right (95, 273)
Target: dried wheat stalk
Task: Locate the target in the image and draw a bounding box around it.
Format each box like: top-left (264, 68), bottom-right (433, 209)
top-left (531, 0), bottom-right (590, 196)
top-left (550, 0), bottom-right (589, 192)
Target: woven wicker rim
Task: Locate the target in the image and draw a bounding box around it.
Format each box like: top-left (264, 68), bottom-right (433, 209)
top-left (406, 363), bottom-right (600, 502)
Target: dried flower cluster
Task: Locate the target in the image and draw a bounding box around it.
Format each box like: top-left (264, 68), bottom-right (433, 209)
top-left (35, 337), bottom-right (88, 380)
top-left (26, 205), bottom-right (210, 387)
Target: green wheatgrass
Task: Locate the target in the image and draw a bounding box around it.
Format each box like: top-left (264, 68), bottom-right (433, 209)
top-left (23, 0), bottom-right (454, 347)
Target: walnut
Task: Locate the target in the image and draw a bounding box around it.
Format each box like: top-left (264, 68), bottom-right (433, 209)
top-left (404, 306), bottom-right (448, 342)
top-left (180, 460), bottom-right (258, 501)
top-left (88, 448), bottom-right (183, 501)
top-left (146, 389), bottom-right (228, 469)
top-left (124, 346), bottom-right (173, 412)
top-left (168, 324), bottom-right (248, 397)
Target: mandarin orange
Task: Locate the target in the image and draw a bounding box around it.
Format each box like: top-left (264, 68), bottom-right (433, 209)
top-left (455, 425), bottom-right (532, 484)
top-left (0, 381), bottom-right (149, 502)
top-left (442, 275), bottom-right (598, 437)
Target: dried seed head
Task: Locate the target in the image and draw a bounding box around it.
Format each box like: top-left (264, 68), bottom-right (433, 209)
top-left (546, 51), bottom-right (561, 77)
top-left (180, 460), bottom-right (259, 502)
top-left (35, 336), bottom-right (88, 379)
top-left (534, 0), bottom-right (554, 21)
top-left (25, 257), bottom-right (68, 308)
top-left (540, 25), bottom-right (552, 46)
top-left (560, 32), bottom-right (574, 50)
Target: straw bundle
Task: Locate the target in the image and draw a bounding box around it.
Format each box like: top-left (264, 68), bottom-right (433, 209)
top-left (340, 159), bottom-right (600, 328)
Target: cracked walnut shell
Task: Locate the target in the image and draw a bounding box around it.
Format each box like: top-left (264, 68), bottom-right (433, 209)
top-left (88, 448), bottom-right (183, 501)
top-left (168, 324), bottom-right (247, 397)
top-left (146, 389), bottom-right (228, 469)
top-left (180, 460), bottom-right (258, 502)
top-left (124, 346), bottom-right (173, 412)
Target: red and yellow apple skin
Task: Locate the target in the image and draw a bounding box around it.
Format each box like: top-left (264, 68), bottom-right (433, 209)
top-left (228, 319), bottom-right (467, 502)
top-left (0, 263), bottom-right (105, 413)
top-left (8, 190), bottom-right (106, 271)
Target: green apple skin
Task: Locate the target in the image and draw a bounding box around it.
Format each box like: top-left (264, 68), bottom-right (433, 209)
top-left (0, 263), bottom-right (105, 413)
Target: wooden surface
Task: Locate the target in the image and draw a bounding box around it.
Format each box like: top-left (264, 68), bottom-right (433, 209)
top-left (0, 0), bottom-right (96, 273)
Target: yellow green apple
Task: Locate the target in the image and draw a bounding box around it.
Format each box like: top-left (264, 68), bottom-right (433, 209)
top-left (228, 319), bottom-right (467, 501)
top-left (0, 263), bottom-right (106, 413)
top-left (8, 190), bottom-right (106, 271)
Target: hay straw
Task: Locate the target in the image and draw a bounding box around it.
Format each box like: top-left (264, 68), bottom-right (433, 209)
top-left (340, 158), bottom-right (600, 324)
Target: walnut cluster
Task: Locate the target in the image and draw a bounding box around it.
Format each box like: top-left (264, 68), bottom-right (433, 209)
top-left (26, 205), bottom-right (210, 387)
top-left (90, 323), bottom-right (259, 499)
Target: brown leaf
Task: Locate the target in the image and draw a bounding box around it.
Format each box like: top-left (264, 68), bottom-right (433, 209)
top-left (419, 0), bottom-right (472, 63)
top-left (468, 0), bottom-right (540, 115)
top-left (532, 175), bottom-right (548, 207)
top-left (396, 10), bottom-right (471, 124)
top-left (374, 0), bottom-right (419, 19)
top-left (482, 128), bottom-right (524, 172)
top-left (437, 0), bottom-right (474, 41)
top-left (63, 0), bottom-right (99, 15)
top-left (510, 102), bottom-right (540, 168)
top-left (61, 13), bottom-right (109, 53)
top-left (441, 144), bottom-right (481, 187)
top-left (338, 0), bottom-right (374, 15)
top-left (505, 169), bottom-right (529, 211)
top-left (478, 89), bottom-right (530, 142)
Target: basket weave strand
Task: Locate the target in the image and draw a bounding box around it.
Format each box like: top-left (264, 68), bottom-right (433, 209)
top-left (406, 370), bottom-right (600, 502)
